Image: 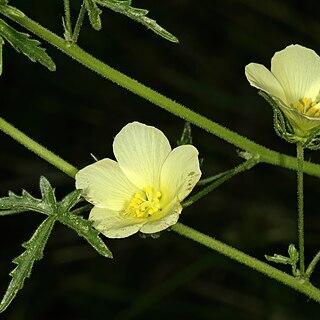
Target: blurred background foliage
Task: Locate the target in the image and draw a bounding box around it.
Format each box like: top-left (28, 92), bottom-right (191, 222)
top-left (1, 0), bottom-right (320, 319)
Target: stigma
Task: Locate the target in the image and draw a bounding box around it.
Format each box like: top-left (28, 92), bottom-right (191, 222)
top-left (290, 98), bottom-right (320, 117)
top-left (125, 187), bottom-right (162, 218)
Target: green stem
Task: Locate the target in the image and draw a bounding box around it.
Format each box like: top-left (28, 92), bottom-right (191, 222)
top-left (172, 223), bottom-right (320, 303)
top-left (1, 8), bottom-right (320, 178)
top-left (183, 157), bottom-right (259, 208)
top-left (306, 251), bottom-right (320, 279)
top-left (297, 142), bottom-right (305, 275)
top-left (63, 0), bottom-right (72, 37)
top-left (0, 117), bottom-right (78, 178)
top-left (197, 170), bottom-right (229, 186)
top-left (72, 1), bottom-right (85, 44)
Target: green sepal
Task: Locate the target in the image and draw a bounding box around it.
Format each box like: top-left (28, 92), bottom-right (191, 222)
top-left (301, 127), bottom-right (320, 150)
top-left (259, 91), bottom-right (299, 143)
top-left (0, 18), bottom-right (55, 71)
top-left (259, 91), bottom-right (320, 149)
top-left (84, 0), bottom-right (102, 31)
top-left (96, 0), bottom-right (179, 43)
top-left (0, 215), bottom-right (56, 313)
top-left (177, 122), bottom-right (193, 146)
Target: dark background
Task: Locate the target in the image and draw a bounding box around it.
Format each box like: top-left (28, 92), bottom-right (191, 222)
top-left (1, 0), bottom-right (320, 319)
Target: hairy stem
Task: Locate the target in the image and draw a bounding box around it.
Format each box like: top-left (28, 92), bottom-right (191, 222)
top-left (297, 142), bottom-right (305, 275)
top-left (183, 156), bottom-right (259, 208)
top-left (1, 9), bottom-right (320, 177)
top-left (0, 117), bottom-right (78, 178)
top-left (306, 251), bottom-right (320, 279)
top-left (172, 223), bottom-right (320, 303)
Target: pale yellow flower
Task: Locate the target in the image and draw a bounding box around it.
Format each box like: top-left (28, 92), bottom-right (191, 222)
top-left (245, 44), bottom-right (320, 137)
top-left (75, 122), bottom-right (201, 238)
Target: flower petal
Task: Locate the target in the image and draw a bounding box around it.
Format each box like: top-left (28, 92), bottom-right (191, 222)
top-left (89, 206), bottom-right (147, 238)
top-left (75, 158), bottom-right (139, 210)
top-left (271, 44), bottom-right (320, 104)
top-left (113, 122), bottom-right (171, 189)
top-left (140, 200), bottom-right (182, 234)
top-left (160, 145), bottom-right (201, 204)
top-left (245, 63), bottom-right (287, 103)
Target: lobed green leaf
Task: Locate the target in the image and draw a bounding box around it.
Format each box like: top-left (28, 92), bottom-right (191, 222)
top-left (0, 177), bottom-right (112, 259)
top-left (0, 216), bottom-right (55, 313)
top-left (0, 177), bottom-right (59, 216)
top-left (96, 0), bottom-right (178, 43)
top-left (84, 0), bottom-right (102, 31)
top-left (0, 18), bottom-right (55, 71)
top-left (57, 212), bottom-right (113, 259)
top-left (0, 189), bottom-right (45, 215)
top-left (0, 4), bottom-right (24, 18)
top-left (265, 254), bottom-right (292, 265)
top-left (39, 176), bottom-right (57, 211)
top-left (59, 189), bottom-right (82, 212)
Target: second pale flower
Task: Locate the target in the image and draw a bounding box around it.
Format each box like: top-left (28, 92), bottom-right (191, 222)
top-left (245, 44), bottom-right (320, 137)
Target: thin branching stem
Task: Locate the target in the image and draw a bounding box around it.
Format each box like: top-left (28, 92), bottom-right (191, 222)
top-left (197, 170), bottom-right (230, 186)
top-left (306, 251), bottom-right (320, 279)
top-left (297, 142), bottom-right (305, 275)
top-left (183, 157), bottom-right (259, 208)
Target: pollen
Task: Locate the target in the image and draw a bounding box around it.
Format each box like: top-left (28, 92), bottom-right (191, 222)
top-left (290, 98), bottom-right (320, 117)
top-left (125, 186), bottom-right (162, 218)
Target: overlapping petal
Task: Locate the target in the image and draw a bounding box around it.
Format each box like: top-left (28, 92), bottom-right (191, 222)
top-left (245, 63), bottom-right (286, 103)
top-left (113, 122), bottom-right (171, 190)
top-left (271, 44), bottom-right (320, 104)
top-left (160, 145), bottom-right (201, 204)
top-left (89, 207), bottom-right (147, 238)
top-left (75, 158), bottom-right (139, 210)
top-left (140, 200), bottom-right (182, 234)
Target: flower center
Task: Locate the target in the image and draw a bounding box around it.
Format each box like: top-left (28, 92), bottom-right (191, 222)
top-left (125, 187), bottom-right (162, 218)
top-left (290, 98), bottom-right (320, 117)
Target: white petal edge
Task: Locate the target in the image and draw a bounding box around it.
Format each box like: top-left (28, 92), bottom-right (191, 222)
top-left (245, 63), bottom-right (287, 103)
top-left (113, 122), bottom-right (172, 190)
top-left (271, 44), bottom-right (320, 104)
top-left (75, 158), bottom-right (139, 211)
top-left (160, 145), bottom-right (201, 205)
top-left (140, 200), bottom-right (182, 234)
top-left (89, 206), bottom-right (147, 238)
